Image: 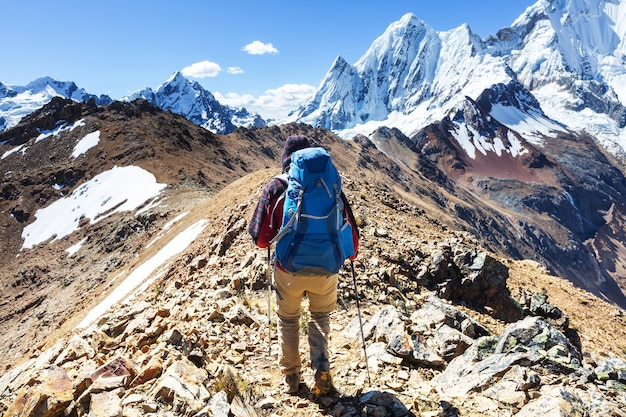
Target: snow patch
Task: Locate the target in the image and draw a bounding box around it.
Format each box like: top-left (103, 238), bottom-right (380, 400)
top-left (71, 130), bottom-right (100, 159)
top-left (449, 120), bottom-right (530, 159)
top-left (66, 238), bottom-right (87, 257)
top-left (146, 211), bottom-right (189, 249)
top-left (36, 119), bottom-right (85, 143)
top-left (76, 219), bottom-right (208, 329)
top-left (2, 119), bottom-right (88, 160)
top-left (489, 104), bottom-right (566, 147)
top-left (2, 144), bottom-right (27, 160)
top-left (452, 122), bottom-right (478, 159)
top-left (21, 165), bottom-right (167, 249)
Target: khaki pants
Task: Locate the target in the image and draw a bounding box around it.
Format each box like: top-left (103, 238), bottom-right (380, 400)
top-left (274, 267), bottom-right (338, 376)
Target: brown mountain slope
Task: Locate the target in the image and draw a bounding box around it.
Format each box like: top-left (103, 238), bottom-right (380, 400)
top-left (1, 167), bottom-right (624, 416)
top-left (406, 97), bottom-right (626, 310)
top-left (0, 100), bottom-right (624, 416)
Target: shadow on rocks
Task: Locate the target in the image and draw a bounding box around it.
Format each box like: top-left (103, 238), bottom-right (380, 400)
top-left (307, 388), bottom-right (459, 417)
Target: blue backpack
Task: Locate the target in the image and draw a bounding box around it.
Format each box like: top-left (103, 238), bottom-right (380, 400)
top-left (271, 147), bottom-right (355, 275)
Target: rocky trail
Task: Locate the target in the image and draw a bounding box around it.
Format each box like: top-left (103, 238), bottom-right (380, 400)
top-left (1, 168), bottom-right (625, 417)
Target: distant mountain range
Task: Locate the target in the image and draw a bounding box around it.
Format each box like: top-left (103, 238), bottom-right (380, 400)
top-left (0, 72), bottom-right (266, 135)
top-left (2, 1), bottom-right (625, 158)
top-left (0, 77), bottom-right (112, 132)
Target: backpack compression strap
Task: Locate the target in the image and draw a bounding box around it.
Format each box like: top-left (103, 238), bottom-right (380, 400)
top-left (270, 187), bottom-right (303, 245)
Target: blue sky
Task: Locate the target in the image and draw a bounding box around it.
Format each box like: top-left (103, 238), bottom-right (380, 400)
top-left (2, 0), bottom-right (535, 119)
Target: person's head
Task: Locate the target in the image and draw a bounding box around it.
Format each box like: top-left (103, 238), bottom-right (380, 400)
top-left (281, 135), bottom-right (311, 173)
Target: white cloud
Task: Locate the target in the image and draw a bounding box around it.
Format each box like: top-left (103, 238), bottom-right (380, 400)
top-left (227, 67), bottom-right (244, 75)
top-left (214, 83), bottom-right (315, 121)
top-left (242, 40), bottom-right (279, 55)
top-left (181, 60), bottom-right (222, 78)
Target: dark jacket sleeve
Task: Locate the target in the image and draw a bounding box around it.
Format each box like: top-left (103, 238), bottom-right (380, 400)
top-left (248, 178), bottom-right (286, 248)
top-left (341, 193), bottom-right (360, 260)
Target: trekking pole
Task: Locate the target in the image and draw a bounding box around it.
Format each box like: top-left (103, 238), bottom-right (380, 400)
top-left (267, 246), bottom-right (272, 356)
top-left (350, 260), bottom-right (372, 387)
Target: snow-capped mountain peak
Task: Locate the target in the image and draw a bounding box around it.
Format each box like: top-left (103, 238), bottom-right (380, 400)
top-left (0, 78), bottom-right (112, 132)
top-left (500, 0), bottom-right (626, 156)
top-left (124, 71), bottom-right (265, 134)
top-left (156, 71), bottom-right (210, 100)
top-left (353, 13), bottom-right (432, 71)
top-left (506, 0), bottom-right (626, 87)
top-left (1, 71), bottom-right (266, 136)
top-left (288, 10), bottom-right (513, 138)
top-left (290, 0), bottom-right (626, 160)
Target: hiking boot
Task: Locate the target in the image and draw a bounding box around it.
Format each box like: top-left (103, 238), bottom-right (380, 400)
top-left (284, 373), bottom-right (301, 394)
top-left (311, 370), bottom-right (333, 395)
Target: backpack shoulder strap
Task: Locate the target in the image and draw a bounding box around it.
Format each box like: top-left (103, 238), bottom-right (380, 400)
top-left (269, 174), bottom-right (289, 230)
top-left (275, 173), bottom-right (288, 186)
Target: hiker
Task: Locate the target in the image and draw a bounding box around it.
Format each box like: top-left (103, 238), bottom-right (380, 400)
top-left (248, 134), bottom-right (359, 395)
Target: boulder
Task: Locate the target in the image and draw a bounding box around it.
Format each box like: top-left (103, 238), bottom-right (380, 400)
top-left (148, 358), bottom-right (210, 414)
top-left (3, 367), bottom-right (73, 417)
